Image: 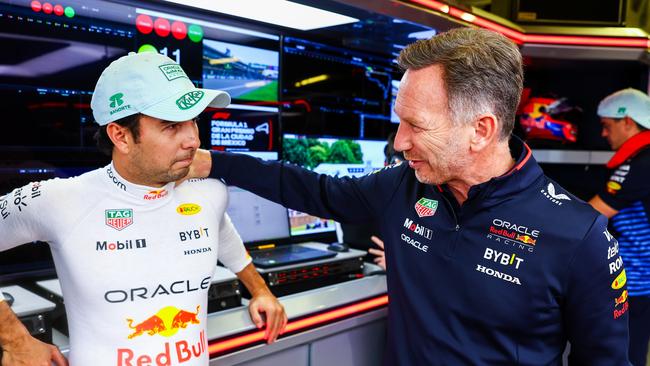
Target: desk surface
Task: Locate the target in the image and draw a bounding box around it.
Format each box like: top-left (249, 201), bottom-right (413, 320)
top-left (0, 285), bottom-right (56, 316)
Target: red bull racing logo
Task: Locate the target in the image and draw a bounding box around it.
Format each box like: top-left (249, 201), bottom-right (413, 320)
top-left (105, 209), bottom-right (133, 231)
top-left (126, 305), bottom-right (200, 339)
top-left (414, 197), bottom-right (438, 218)
top-left (487, 218), bottom-right (541, 253)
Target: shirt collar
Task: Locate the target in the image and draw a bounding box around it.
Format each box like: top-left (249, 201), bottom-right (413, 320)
top-left (103, 162), bottom-right (174, 203)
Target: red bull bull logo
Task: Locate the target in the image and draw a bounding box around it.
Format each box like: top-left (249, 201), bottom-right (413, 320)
top-left (614, 290), bottom-right (628, 307)
top-left (516, 234), bottom-right (536, 246)
top-left (126, 305), bottom-right (200, 339)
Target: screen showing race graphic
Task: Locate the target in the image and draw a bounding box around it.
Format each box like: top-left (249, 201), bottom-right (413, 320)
top-left (201, 105), bottom-right (279, 152)
top-left (282, 134), bottom-right (386, 237)
top-left (202, 39), bottom-right (279, 102)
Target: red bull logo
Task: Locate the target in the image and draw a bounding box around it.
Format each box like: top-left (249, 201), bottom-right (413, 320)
top-left (126, 305), bottom-right (200, 339)
top-left (614, 301), bottom-right (629, 319)
top-left (143, 189), bottom-right (168, 201)
top-left (516, 235), bottom-right (537, 245)
top-left (614, 290), bottom-right (628, 307)
top-left (117, 330), bottom-right (207, 366)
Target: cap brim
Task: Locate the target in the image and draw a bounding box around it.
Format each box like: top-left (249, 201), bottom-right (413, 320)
top-left (142, 88), bottom-right (231, 122)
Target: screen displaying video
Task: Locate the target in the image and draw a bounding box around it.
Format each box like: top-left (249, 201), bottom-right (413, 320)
top-left (282, 134), bottom-right (386, 236)
top-left (203, 39), bottom-right (278, 102)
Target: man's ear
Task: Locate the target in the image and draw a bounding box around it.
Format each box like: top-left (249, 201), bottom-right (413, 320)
top-left (623, 116), bottom-right (640, 132)
top-left (106, 123), bottom-right (131, 154)
top-left (470, 113), bottom-right (499, 152)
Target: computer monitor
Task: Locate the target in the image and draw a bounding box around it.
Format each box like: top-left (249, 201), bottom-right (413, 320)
top-left (224, 152), bottom-right (291, 245)
top-left (200, 105), bottom-right (280, 153)
top-left (202, 39), bottom-right (279, 102)
top-left (282, 134), bottom-right (386, 238)
top-left (282, 36), bottom-right (393, 115)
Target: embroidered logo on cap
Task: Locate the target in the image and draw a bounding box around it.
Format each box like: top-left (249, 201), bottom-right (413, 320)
top-left (109, 93), bottom-right (130, 116)
top-left (109, 93), bottom-right (124, 108)
top-left (176, 91), bottom-right (204, 110)
top-left (159, 63), bottom-right (188, 81)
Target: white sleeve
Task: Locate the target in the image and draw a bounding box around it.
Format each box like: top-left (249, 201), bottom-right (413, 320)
top-left (0, 181), bottom-right (52, 252)
top-left (218, 212), bottom-right (251, 274)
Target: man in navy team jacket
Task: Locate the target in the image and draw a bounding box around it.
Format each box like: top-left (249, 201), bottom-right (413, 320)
top-left (190, 28), bottom-right (631, 365)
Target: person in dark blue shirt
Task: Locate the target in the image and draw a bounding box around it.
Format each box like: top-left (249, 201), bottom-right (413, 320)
top-left (189, 28), bottom-right (630, 365)
top-left (589, 88), bottom-right (650, 366)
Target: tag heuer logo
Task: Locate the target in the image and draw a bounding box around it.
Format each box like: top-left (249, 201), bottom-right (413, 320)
top-left (109, 93), bottom-right (124, 108)
top-left (105, 209), bottom-right (133, 231)
top-left (415, 197), bottom-right (438, 218)
top-left (617, 107), bottom-right (626, 114)
top-left (176, 91), bottom-right (204, 110)
top-left (159, 63), bottom-right (188, 81)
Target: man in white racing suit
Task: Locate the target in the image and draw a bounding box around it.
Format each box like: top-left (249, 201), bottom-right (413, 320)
top-left (0, 52), bottom-right (287, 366)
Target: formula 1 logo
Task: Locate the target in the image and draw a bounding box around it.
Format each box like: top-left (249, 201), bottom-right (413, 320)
top-left (414, 197), bottom-right (438, 218)
top-left (105, 209), bottom-right (133, 231)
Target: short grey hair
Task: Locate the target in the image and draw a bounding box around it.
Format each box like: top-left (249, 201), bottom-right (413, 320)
top-left (397, 27), bottom-right (523, 140)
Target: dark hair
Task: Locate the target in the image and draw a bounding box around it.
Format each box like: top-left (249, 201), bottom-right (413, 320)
top-left (397, 28), bottom-right (524, 140)
top-left (94, 113), bottom-right (142, 156)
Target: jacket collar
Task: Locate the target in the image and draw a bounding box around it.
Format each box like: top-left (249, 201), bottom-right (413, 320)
top-left (440, 136), bottom-right (544, 208)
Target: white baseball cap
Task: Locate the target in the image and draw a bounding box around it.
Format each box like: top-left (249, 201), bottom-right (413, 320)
top-left (597, 88), bottom-right (650, 129)
top-left (91, 52), bottom-right (231, 126)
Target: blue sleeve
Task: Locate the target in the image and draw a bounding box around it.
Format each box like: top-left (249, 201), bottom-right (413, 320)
top-left (564, 214), bottom-right (631, 365)
top-left (209, 151), bottom-right (407, 225)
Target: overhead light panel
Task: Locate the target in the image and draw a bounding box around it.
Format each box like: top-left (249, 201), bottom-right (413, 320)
top-left (163, 0), bottom-right (358, 31)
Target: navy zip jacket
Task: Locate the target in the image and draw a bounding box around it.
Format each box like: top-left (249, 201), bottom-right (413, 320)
top-left (209, 138), bottom-right (630, 365)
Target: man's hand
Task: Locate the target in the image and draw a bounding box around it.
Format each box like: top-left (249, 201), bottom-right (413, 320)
top-left (369, 235), bottom-right (386, 270)
top-left (2, 334), bottom-right (68, 366)
top-left (175, 149), bottom-right (212, 187)
top-left (188, 149), bottom-right (212, 180)
top-left (236, 263), bottom-right (287, 344)
top-left (248, 291), bottom-right (288, 344)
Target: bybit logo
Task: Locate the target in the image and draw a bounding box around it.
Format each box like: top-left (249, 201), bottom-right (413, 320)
top-left (179, 228), bottom-right (209, 242)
